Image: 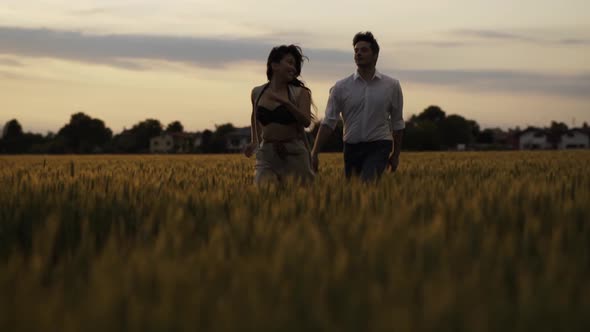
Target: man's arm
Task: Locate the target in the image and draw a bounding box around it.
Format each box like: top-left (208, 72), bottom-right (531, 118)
top-left (388, 81), bottom-right (404, 172)
top-left (388, 129), bottom-right (403, 172)
top-left (310, 85), bottom-right (340, 171)
top-left (312, 124), bottom-right (334, 155)
top-left (310, 124), bottom-right (334, 172)
top-left (392, 130), bottom-right (403, 157)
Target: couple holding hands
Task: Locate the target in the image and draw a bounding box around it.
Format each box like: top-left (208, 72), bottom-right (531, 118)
top-left (244, 31), bottom-right (404, 184)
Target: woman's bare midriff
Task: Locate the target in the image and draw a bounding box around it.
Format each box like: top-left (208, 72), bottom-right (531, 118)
top-left (261, 123), bottom-right (300, 142)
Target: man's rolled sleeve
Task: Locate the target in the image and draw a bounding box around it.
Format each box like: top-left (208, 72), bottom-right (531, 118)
top-left (390, 81), bottom-right (405, 131)
top-left (321, 86), bottom-right (341, 130)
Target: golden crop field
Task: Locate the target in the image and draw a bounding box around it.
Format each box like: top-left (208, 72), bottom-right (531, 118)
top-left (1, 151), bottom-right (589, 331)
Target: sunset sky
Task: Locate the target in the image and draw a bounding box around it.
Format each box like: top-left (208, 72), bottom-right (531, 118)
top-left (1, 0), bottom-right (589, 134)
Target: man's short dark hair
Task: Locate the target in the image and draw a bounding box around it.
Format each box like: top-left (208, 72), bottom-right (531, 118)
top-left (353, 31), bottom-right (380, 55)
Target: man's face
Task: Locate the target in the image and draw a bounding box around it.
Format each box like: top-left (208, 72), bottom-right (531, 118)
top-left (354, 41), bottom-right (377, 68)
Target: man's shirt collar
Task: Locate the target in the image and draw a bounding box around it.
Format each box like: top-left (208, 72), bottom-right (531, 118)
top-left (354, 69), bottom-right (382, 81)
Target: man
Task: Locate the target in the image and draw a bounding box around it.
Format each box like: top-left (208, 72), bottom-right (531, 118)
top-left (311, 31), bottom-right (404, 182)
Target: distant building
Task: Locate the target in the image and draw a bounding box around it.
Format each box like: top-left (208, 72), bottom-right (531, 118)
top-left (558, 129), bottom-right (589, 149)
top-left (518, 128), bottom-right (550, 150)
top-left (225, 127), bottom-right (251, 153)
top-left (150, 132), bottom-right (194, 153)
top-left (517, 127), bottom-right (589, 150)
top-left (193, 134), bottom-right (203, 149)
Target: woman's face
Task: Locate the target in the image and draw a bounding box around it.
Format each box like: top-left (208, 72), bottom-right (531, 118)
top-left (272, 53), bottom-right (297, 82)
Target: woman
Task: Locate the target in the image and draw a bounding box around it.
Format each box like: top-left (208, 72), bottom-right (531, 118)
top-left (244, 45), bottom-right (315, 184)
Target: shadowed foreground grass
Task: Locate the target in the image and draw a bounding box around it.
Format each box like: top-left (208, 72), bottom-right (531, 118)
top-left (1, 151), bottom-right (589, 331)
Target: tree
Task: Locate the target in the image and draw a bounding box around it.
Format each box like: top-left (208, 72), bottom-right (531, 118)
top-left (2, 119), bottom-right (23, 139)
top-left (476, 129), bottom-right (495, 144)
top-left (0, 119), bottom-right (49, 153)
top-left (547, 121), bottom-right (568, 148)
top-left (111, 119), bottom-right (163, 153)
top-left (468, 120), bottom-right (480, 140)
top-left (403, 106), bottom-right (481, 150)
top-left (417, 105), bottom-right (446, 123)
top-left (202, 123), bottom-right (235, 153)
top-left (22, 133), bottom-right (47, 153)
top-left (199, 130), bottom-right (213, 153)
top-left (403, 120), bottom-right (441, 150)
top-left (549, 121), bottom-right (568, 132)
top-left (165, 121), bottom-right (184, 133)
top-left (109, 130), bottom-right (138, 153)
top-left (57, 112), bottom-right (113, 153)
top-left (1, 119), bottom-right (26, 153)
top-left (403, 106), bottom-right (446, 150)
top-left (440, 115), bottom-right (476, 148)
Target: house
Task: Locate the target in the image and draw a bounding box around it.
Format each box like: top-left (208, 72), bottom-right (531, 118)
top-left (558, 129), bottom-right (589, 149)
top-left (193, 133), bottom-right (203, 149)
top-left (225, 127), bottom-right (251, 153)
top-left (150, 132), bottom-right (195, 153)
top-left (518, 128), bottom-right (550, 150)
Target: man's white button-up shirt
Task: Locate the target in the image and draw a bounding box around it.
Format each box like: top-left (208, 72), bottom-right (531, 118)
top-left (322, 70), bottom-right (404, 144)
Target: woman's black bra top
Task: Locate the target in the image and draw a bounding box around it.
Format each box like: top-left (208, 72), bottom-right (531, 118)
top-left (256, 104), bottom-right (297, 126)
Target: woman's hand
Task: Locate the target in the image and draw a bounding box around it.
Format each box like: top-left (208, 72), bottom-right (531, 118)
top-left (265, 90), bottom-right (289, 105)
top-left (311, 151), bottom-right (319, 172)
top-left (243, 142), bottom-right (258, 158)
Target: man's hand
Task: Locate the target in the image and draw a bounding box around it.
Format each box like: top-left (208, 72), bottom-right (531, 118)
top-left (311, 152), bottom-right (319, 172)
top-left (387, 153), bottom-right (399, 173)
top-left (243, 142), bottom-right (258, 158)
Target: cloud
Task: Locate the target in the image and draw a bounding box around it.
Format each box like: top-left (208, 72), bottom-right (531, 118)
top-left (399, 29), bottom-right (590, 49)
top-left (453, 29), bottom-right (590, 46)
top-left (0, 26), bottom-right (588, 100)
top-left (559, 38), bottom-right (590, 46)
top-left (396, 69), bottom-right (590, 99)
top-left (396, 40), bottom-right (470, 48)
top-left (306, 67), bottom-right (590, 100)
top-left (0, 70), bottom-right (23, 79)
top-left (70, 7), bottom-right (115, 16)
top-left (0, 26), bottom-right (351, 70)
top-left (68, 4), bottom-right (153, 17)
top-left (0, 57), bottom-right (23, 66)
top-left (453, 29), bottom-right (537, 42)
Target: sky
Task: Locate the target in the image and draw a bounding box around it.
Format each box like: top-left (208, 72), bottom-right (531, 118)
top-left (1, 0), bottom-right (589, 134)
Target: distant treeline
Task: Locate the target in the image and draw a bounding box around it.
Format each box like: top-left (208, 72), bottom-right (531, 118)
top-left (1, 106), bottom-right (586, 154)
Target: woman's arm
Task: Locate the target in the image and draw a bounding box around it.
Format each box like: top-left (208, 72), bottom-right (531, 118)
top-left (250, 88), bottom-right (262, 144)
top-left (245, 88), bottom-right (262, 158)
top-left (267, 88), bottom-right (312, 127)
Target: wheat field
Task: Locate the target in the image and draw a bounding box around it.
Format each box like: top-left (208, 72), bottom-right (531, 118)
top-left (1, 151), bottom-right (589, 331)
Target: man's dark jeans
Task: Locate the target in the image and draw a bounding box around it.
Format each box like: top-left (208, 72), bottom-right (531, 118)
top-left (343, 140), bottom-right (393, 182)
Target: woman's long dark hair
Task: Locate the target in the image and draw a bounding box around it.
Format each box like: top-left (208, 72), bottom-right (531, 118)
top-left (266, 44), bottom-right (317, 117)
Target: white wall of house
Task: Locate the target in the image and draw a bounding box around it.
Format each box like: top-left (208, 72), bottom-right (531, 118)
top-left (194, 136), bottom-right (202, 148)
top-left (150, 135), bottom-right (174, 153)
top-left (559, 132), bottom-right (589, 149)
top-left (519, 131), bottom-right (550, 149)
top-left (226, 136), bottom-right (249, 152)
